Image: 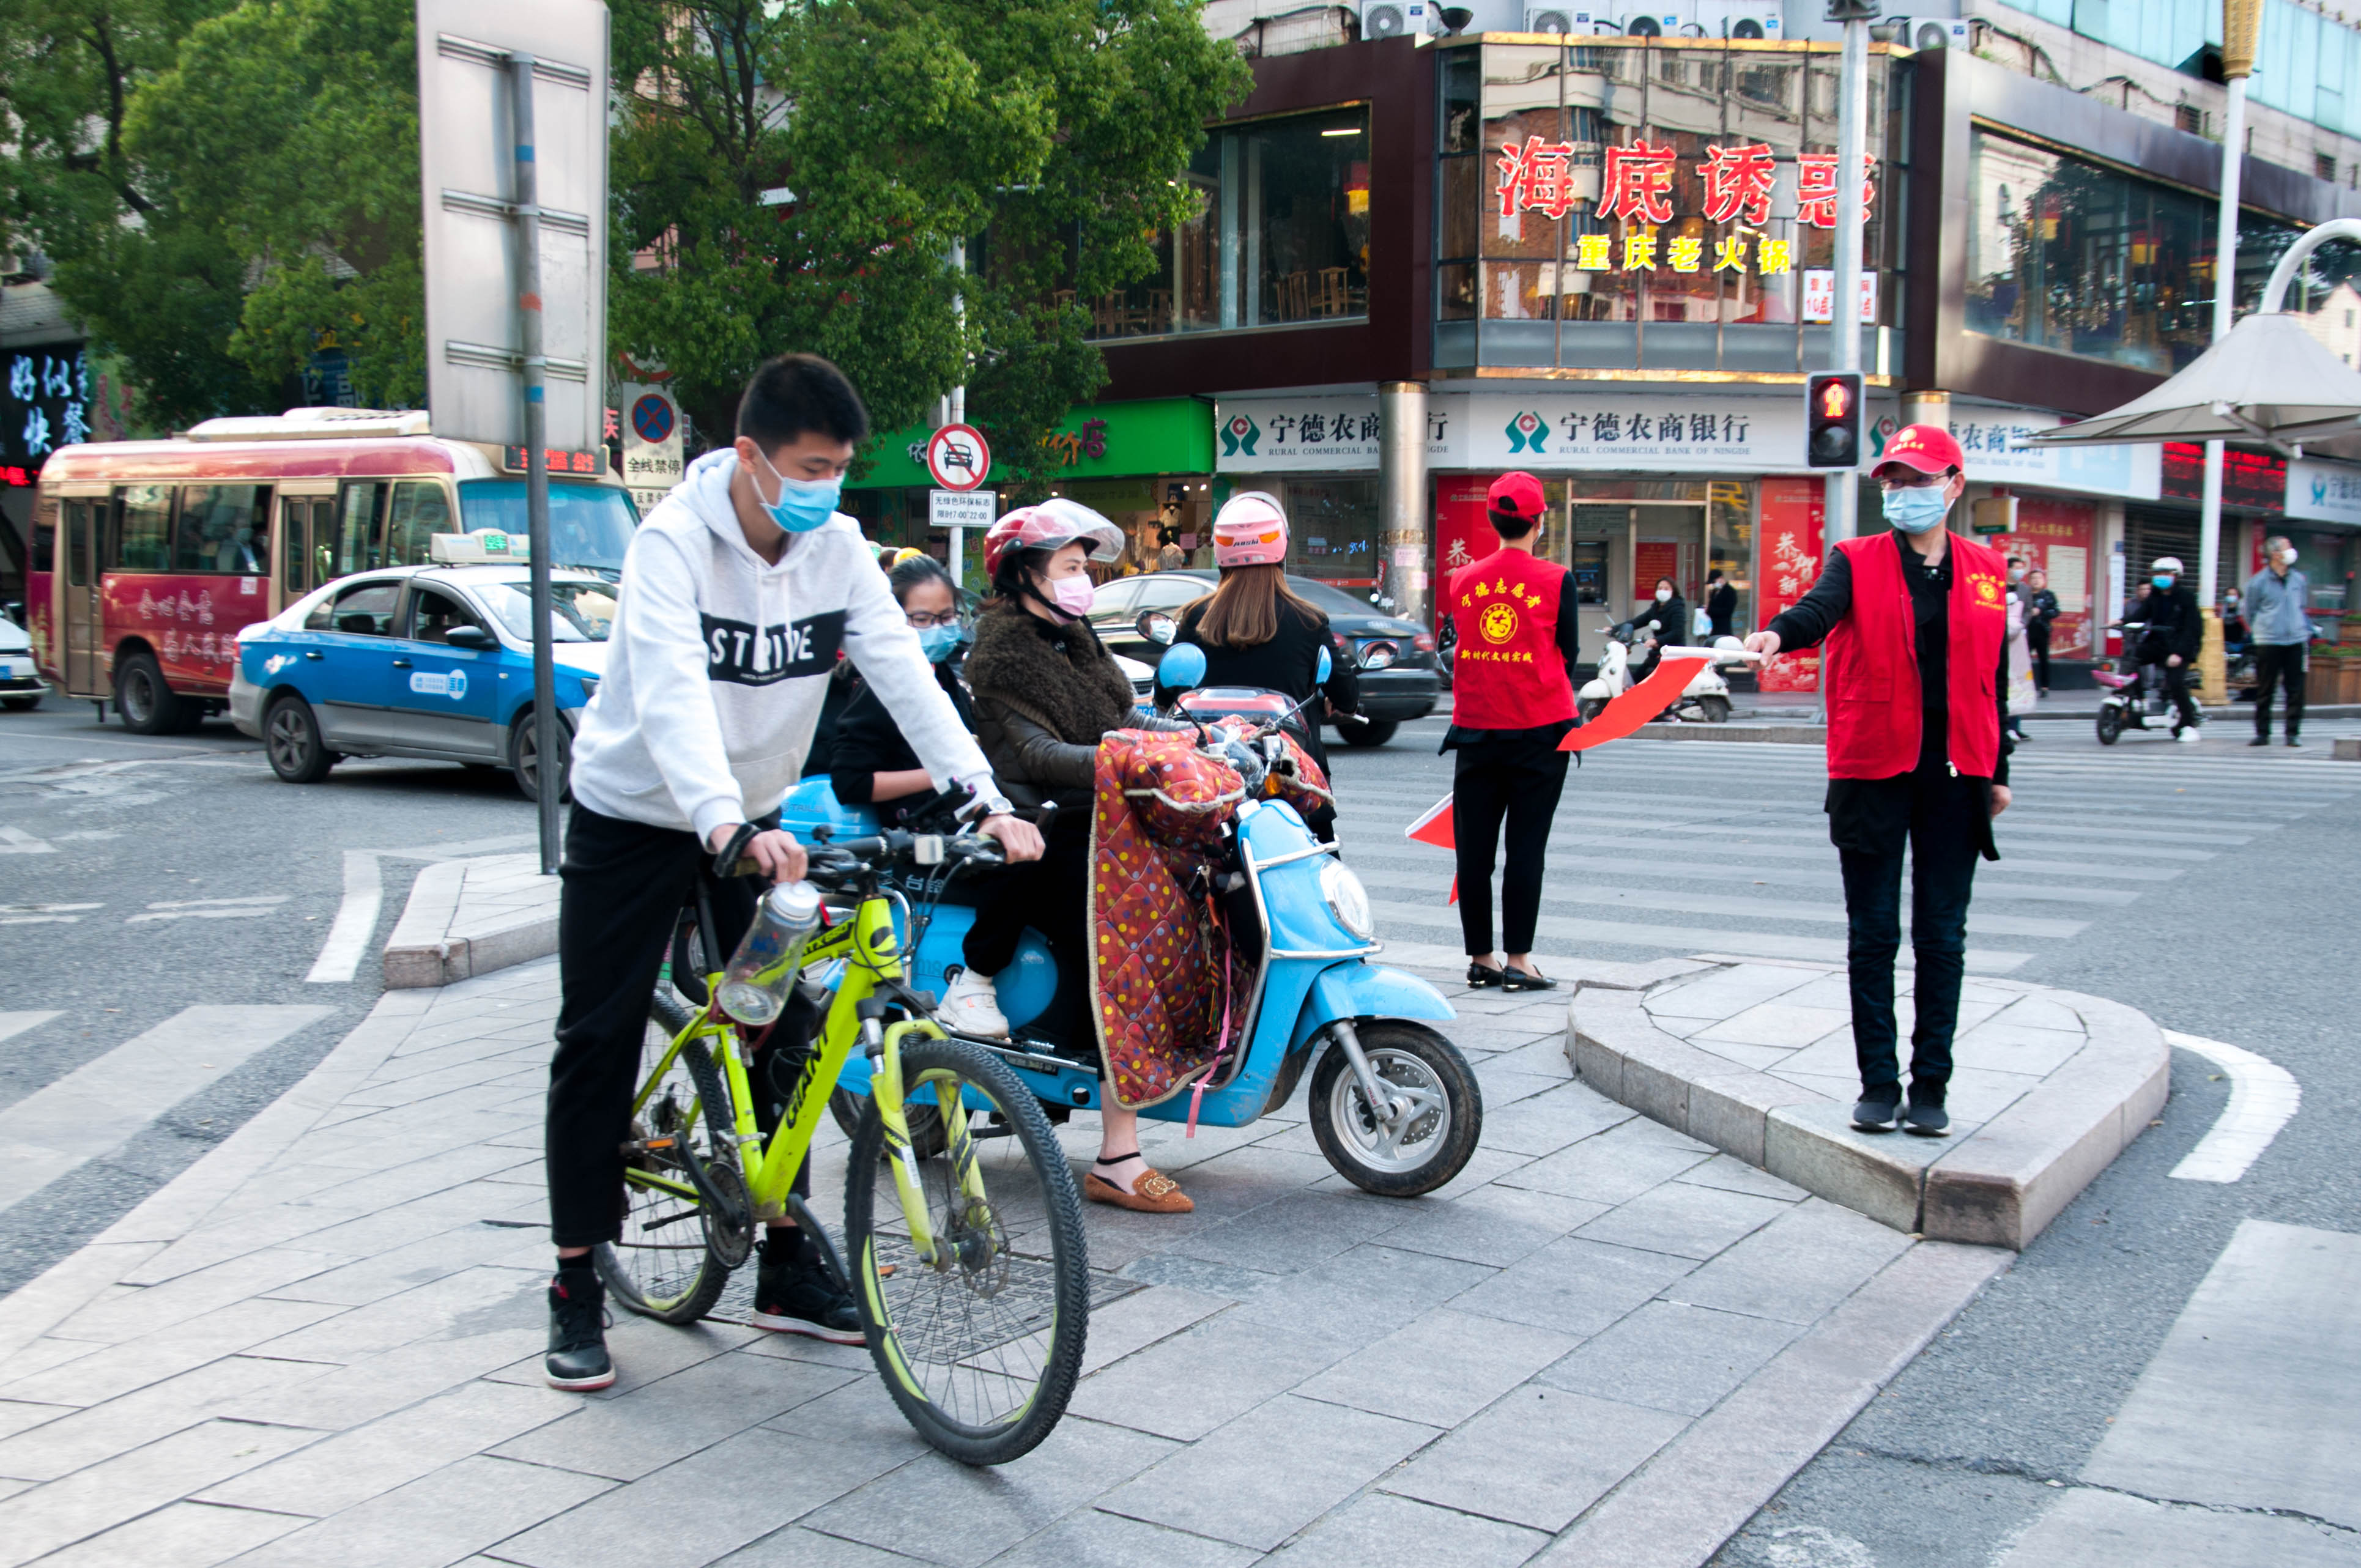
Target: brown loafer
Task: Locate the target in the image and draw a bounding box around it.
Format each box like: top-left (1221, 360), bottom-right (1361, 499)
top-left (1083, 1168), bottom-right (1194, 1214)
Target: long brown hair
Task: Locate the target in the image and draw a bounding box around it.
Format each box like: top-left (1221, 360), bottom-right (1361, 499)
top-left (1188, 563), bottom-right (1316, 648)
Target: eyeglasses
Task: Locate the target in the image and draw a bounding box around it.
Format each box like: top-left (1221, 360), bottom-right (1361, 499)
top-left (905, 612), bottom-right (962, 629)
top-left (1877, 472), bottom-right (1948, 492)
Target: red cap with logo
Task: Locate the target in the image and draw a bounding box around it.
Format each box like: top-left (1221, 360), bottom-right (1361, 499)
top-left (1488, 471), bottom-right (1547, 522)
top-left (1874, 424), bottom-right (1966, 478)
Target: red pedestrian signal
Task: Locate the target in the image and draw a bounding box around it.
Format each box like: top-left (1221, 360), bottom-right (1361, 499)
top-left (1806, 371), bottom-right (1864, 469)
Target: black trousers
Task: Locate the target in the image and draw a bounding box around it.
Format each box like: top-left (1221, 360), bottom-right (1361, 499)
top-left (2254, 644), bottom-right (2307, 739)
top-left (547, 805), bottom-right (805, 1249)
top-left (2158, 660), bottom-right (2200, 731)
top-left (1835, 766), bottom-right (1982, 1100)
top-left (2026, 622), bottom-right (2052, 691)
top-left (1453, 750), bottom-right (1570, 956)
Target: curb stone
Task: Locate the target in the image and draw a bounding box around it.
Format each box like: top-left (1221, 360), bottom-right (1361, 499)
top-left (1564, 962), bottom-right (2169, 1249)
top-left (382, 856), bottom-right (559, 989)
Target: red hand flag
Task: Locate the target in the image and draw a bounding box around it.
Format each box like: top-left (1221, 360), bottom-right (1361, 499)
top-left (1560, 655), bottom-right (1713, 752)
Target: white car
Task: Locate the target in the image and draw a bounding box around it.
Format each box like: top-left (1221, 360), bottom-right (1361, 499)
top-left (0, 613), bottom-right (43, 711)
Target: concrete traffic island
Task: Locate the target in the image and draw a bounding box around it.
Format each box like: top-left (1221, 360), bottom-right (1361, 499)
top-left (382, 852), bottom-right (559, 989)
top-left (1567, 958), bottom-right (2170, 1249)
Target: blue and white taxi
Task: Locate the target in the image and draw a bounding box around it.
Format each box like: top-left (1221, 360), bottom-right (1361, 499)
top-left (229, 533), bottom-right (608, 799)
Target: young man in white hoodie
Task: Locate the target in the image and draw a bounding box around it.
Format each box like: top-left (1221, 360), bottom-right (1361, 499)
top-left (544, 354), bottom-right (1041, 1390)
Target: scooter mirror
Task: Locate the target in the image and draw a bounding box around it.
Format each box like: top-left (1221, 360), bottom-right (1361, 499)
top-left (1316, 646), bottom-right (1333, 684)
top-left (1159, 643), bottom-right (1207, 690)
top-left (1137, 610), bottom-right (1177, 646)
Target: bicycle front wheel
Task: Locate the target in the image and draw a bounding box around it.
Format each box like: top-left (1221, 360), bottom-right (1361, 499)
top-left (844, 1036), bottom-right (1089, 1466)
top-left (595, 992), bottom-right (744, 1324)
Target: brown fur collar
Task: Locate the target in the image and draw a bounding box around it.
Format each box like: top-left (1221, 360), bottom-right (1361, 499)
top-left (965, 603), bottom-right (1136, 743)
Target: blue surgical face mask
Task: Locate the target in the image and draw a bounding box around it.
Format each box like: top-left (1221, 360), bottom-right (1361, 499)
top-left (754, 450), bottom-right (842, 533)
top-left (916, 624), bottom-right (963, 663)
top-left (1881, 484), bottom-right (1950, 536)
top-left (2152, 574), bottom-right (2174, 590)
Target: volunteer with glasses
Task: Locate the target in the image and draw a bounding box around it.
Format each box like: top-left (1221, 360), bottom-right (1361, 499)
top-left (829, 553), bottom-right (982, 824)
top-left (1743, 425), bottom-right (2013, 1139)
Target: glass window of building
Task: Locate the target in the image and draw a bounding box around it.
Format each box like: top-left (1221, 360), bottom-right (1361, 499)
top-left (1436, 40), bottom-right (1897, 373)
top-left (1087, 109), bottom-right (1371, 339)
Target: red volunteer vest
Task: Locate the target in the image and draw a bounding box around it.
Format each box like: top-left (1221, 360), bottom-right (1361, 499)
top-left (1823, 530), bottom-right (2007, 779)
top-left (1447, 547), bottom-right (1576, 730)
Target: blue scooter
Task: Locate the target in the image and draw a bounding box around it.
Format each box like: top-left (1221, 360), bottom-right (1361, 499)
top-left (786, 644), bottom-right (1481, 1197)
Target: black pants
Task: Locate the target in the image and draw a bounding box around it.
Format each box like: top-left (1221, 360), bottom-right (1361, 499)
top-left (547, 805), bottom-right (804, 1249)
top-left (962, 824), bottom-right (1091, 1041)
top-left (1453, 750), bottom-right (1570, 956)
top-left (1835, 767), bottom-right (1982, 1100)
top-left (2157, 660), bottom-right (2200, 731)
top-left (2026, 622), bottom-right (2052, 691)
top-left (2254, 644), bottom-right (2307, 739)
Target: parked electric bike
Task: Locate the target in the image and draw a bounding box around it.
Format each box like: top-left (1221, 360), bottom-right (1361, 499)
top-left (764, 645), bottom-right (1483, 1197)
top-left (1579, 624), bottom-right (1749, 723)
top-left (2094, 619), bottom-right (2199, 744)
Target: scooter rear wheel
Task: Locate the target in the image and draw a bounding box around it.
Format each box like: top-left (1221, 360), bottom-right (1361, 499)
top-left (1308, 1022), bottom-right (1482, 1197)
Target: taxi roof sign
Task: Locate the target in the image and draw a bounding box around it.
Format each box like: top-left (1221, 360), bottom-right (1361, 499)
top-left (428, 531), bottom-right (530, 564)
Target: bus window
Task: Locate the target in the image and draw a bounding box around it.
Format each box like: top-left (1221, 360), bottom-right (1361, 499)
top-left (305, 579), bottom-right (400, 636)
top-left (65, 501), bottom-right (89, 588)
top-left (384, 482), bottom-right (456, 566)
top-left (176, 485), bottom-right (270, 574)
top-left (336, 481), bottom-right (388, 575)
top-left (116, 484), bottom-right (174, 571)
top-left (31, 517), bottom-right (54, 574)
top-left (281, 498), bottom-right (309, 596)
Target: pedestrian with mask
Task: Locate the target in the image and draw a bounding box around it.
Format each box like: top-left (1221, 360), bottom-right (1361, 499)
top-left (1744, 425), bottom-right (2012, 1137)
top-left (830, 553), bottom-right (979, 824)
top-left (2244, 535), bottom-right (2313, 748)
top-left (1704, 569), bottom-right (1739, 640)
top-left (1444, 472), bottom-right (1581, 993)
top-left (2021, 568), bottom-right (2059, 695)
top-left (1628, 576), bottom-right (1688, 682)
top-left (2135, 557), bottom-right (2203, 742)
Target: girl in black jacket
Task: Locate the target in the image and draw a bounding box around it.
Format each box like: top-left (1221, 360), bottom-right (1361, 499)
top-left (829, 555), bottom-right (977, 824)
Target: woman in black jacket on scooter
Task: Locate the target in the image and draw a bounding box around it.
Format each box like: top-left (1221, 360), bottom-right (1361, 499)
top-left (829, 554), bottom-right (977, 825)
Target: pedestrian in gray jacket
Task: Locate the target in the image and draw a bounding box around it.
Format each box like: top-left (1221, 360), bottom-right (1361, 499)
top-left (2244, 536), bottom-right (2313, 748)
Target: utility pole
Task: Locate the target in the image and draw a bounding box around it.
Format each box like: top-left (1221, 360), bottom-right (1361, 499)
top-left (508, 51), bottom-right (562, 874)
top-left (2199, 0), bottom-right (2263, 706)
top-left (1823, 0), bottom-right (1877, 549)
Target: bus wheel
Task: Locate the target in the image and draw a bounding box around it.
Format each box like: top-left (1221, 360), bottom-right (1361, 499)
top-left (264, 695), bottom-right (336, 783)
top-left (115, 651), bottom-right (192, 735)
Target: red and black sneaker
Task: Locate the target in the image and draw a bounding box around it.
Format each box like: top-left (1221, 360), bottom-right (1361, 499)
top-left (545, 1267), bottom-right (615, 1391)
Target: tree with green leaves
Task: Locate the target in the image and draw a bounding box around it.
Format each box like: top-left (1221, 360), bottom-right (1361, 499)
top-left (609, 0), bottom-right (1247, 495)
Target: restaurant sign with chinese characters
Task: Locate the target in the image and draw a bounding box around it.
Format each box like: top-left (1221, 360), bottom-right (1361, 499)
top-left (4, 347), bottom-right (92, 480)
top-left (1497, 139), bottom-right (1875, 279)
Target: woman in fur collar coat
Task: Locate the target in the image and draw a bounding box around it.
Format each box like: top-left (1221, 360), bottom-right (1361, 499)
top-left (943, 503), bottom-right (1198, 1214)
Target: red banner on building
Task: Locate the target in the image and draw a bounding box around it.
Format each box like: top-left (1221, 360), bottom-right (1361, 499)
top-left (2007, 498), bottom-right (2096, 659)
top-left (1756, 478), bottom-right (1825, 693)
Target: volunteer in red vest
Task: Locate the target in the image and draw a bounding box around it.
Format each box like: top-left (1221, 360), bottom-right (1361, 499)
top-left (1743, 424), bottom-right (2012, 1137)
top-left (1444, 472), bottom-right (1581, 993)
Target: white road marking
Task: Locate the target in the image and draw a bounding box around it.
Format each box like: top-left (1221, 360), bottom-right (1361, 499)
top-left (2165, 1030), bottom-right (2301, 1183)
top-left (305, 850), bottom-right (383, 983)
top-left (0, 826), bottom-right (54, 854)
top-left (0, 903), bottom-right (102, 926)
top-left (0, 1005), bottom-right (330, 1213)
top-left (126, 895), bottom-right (289, 923)
top-left (0, 1012), bottom-right (62, 1046)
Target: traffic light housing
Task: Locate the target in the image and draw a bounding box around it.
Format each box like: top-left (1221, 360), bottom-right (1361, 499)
top-left (1806, 372), bottom-right (1864, 469)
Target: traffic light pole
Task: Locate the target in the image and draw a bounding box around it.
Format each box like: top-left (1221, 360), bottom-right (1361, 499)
top-left (1825, 6), bottom-right (1870, 549)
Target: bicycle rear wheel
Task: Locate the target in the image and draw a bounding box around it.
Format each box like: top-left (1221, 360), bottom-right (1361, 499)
top-left (843, 1036), bottom-right (1089, 1466)
top-left (596, 992), bottom-right (746, 1324)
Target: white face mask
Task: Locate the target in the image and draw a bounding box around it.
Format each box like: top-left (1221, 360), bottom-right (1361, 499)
top-left (1655, 588), bottom-right (1672, 603)
top-left (2279, 548), bottom-right (2299, 567)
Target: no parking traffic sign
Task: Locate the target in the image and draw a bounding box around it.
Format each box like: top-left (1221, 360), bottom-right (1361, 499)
top-left (925, 424), bottom-right (991, 492)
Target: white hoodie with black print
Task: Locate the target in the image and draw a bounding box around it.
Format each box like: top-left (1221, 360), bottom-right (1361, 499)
top-left (568, 448), bottom-right (1004, 841)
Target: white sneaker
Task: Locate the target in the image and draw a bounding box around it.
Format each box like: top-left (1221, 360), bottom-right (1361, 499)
top-left (2176, 727), bottom-right (2203, 744)
top-left (941, 968), bottom-right (1009, 1038)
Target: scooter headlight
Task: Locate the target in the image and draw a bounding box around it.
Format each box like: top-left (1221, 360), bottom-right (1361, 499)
top-left (1319, 858), bottom-right (1375, 941)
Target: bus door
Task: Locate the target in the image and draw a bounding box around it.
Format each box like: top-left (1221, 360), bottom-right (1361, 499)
top-left (59, 494), bottom-right (106, 697)
top-left (277, 490), bottom-right (336, 608)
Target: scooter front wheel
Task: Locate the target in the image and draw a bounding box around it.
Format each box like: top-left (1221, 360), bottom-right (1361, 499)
top-left (2096, 706), bottom-right (2124, 745)
top-left (1309, 1022), bottom-right (1483, 1197)
top-left (1577, 696), bottom-right (1607, 723)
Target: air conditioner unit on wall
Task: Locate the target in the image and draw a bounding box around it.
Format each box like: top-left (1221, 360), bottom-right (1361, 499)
top-left (1883, 15), bottom-right (1971, 51)
top-left (1693, 0), bottom-right (1781, 37)
top-left (1526, 6), bottom-right (1581, 32)
top-left (1361, 0), bottom-right (1431, 39)
top-left (1616, 3), bottom-right (1692, 35)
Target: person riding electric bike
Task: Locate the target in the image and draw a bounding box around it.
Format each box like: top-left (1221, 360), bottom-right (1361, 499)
top-left (2133, 555), bottom-right (2203, 742)
top-left (937, 500), bottom-right (1206, 1214)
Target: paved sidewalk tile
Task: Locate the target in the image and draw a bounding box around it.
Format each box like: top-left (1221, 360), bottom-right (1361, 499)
top-left (31, 1500), bottom-right (305, 1568)
top-left (1264, 1492), bottom-right (1547, 1567)
top-left (1382, 1386), bottom-right (1686, 1531)
top-left (229, 1455), bottom-right (610, 1568)
top-left (966, 1509), bottom-right (1256, 1568)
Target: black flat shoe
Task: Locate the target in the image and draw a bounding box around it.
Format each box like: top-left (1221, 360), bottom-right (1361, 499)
top-left (1903, 1100), bottom-right (1951, 1137)
top-left (1467, 963), bottom-right (1505, 988)
top-left (1501, 966), bottom-right (1558, 993)
top-left (1851, 1095), bottom-right (1902, 1133)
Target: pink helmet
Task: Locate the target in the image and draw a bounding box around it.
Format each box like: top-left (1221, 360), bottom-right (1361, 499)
top-left (982, 497), bottom-right (1125, 578)
top-left (1212, 491), bottom-right (1289, 569)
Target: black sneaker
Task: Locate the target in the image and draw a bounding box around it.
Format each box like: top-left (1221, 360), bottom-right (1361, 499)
top-left (1851, 1093), bottom-right (1902, 1132)
top-left (1903, 1100), bottom-right (1951, 1137)
top-left (545, 1267), bottom-right (615, 1391)
top-left (2287, 737), bottom-right (2304, 749)
top-left (2250, 736), bottom-right (2273, 747)
top-left (752, 1244), bottom-right (865, 1345)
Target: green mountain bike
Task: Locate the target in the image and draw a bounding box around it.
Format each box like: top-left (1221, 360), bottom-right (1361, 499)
top-left (599, 827), bottom-right (1089, 1466)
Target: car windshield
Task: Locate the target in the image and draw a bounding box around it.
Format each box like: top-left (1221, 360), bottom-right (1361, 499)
top-left (478, 580), bottom-right (620, 643)
top-left (0, 616), bottom-right (28, 651)
top-left (458, 481), bottom-right (637, 573)
top-left (1286, 577), bottom-right (1379, 616)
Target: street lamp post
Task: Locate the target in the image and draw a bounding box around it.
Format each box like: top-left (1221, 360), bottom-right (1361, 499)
top-left (2201, 0), bottom-right (2264, 705)
top-left (1824, 0), bottom-right (1877, 547)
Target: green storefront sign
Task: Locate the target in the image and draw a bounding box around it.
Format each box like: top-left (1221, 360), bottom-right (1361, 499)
top-left (851, 398), bottom-right (1214, 489)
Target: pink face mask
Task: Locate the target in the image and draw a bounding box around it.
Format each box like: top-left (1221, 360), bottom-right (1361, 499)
top-left (1043, 574), bottom-right (1095, 618)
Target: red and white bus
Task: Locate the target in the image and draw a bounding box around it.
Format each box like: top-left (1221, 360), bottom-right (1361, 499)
top-left (28, 407), bottom-right (635, 733)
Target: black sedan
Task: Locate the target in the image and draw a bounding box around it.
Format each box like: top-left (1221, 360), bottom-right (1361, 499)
top-left (1089, 569), bottom-right (1442, 745)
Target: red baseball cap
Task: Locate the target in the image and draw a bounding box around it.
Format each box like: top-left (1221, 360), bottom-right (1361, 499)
top-left (1874, 423), bottom-right (1966, 478)
top-left (1488, 471), bottom-right (1547, 522)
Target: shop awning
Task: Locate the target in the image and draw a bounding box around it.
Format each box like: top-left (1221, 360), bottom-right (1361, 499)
top-left (2028, 312), bottom-right (2361, 452)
